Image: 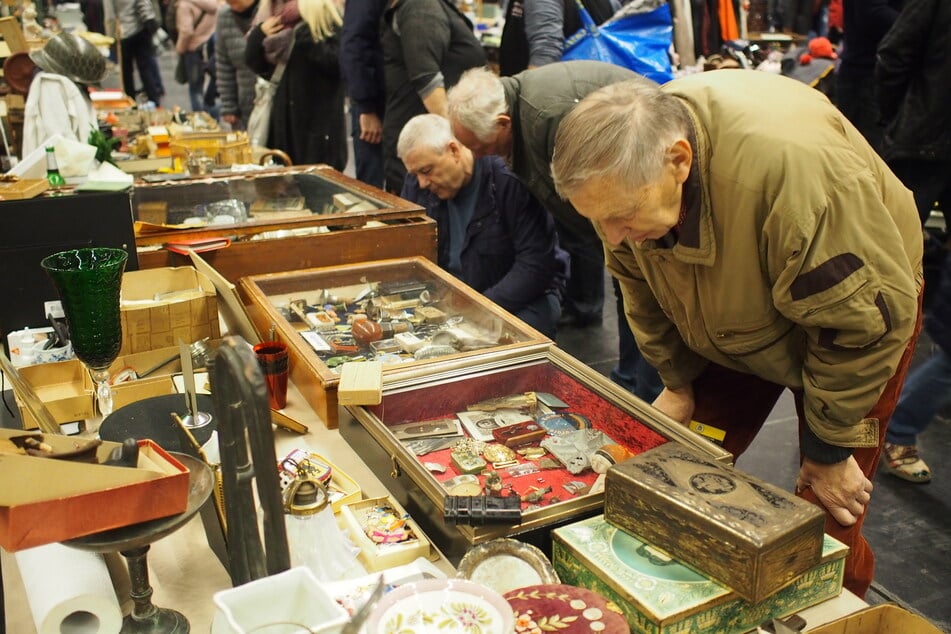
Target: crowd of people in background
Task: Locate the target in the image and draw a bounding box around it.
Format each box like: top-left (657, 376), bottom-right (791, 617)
top-left (63, 0), bottom-right (947, 489)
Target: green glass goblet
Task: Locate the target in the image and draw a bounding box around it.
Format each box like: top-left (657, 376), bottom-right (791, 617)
top-left (41, 248), bottom-right (128, 417)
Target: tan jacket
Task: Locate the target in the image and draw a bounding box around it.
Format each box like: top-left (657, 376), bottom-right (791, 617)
top-left (606, 71), bottom-right (923, 450)
top-left (176, 0), bottom-right (219, 53)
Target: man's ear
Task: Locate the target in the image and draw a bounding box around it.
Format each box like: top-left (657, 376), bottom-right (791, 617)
top-left (495, 114), bottom-right (512, 133)
top-left (446, 140), bottom-right (462, 160)
top-left (668, 138), bottom-right (692, 184)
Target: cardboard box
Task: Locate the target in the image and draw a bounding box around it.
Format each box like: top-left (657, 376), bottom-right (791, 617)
top-left (13, 359), bottom-right (94, 430)
top-left (119, 267), bottom-right (220, 355)
top-left (108, 346), bottom-right (182, 410)
top-left (807, 604), bottom-right (943, 634)
top-left (552, 515), bottom-right (848, 634)
top-left (339, 495), bottom-right (430, 572)
top-left (0, 432), bottom-right (189, 550)
top-left (605, 443), bottom-right (825, 603)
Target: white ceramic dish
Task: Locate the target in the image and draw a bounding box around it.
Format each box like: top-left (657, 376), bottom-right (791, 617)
top-left (212, 567), bottom-right (349, 634)
top-left (456, 538), bottom-right (559, 595)
top-left (365, 578), bottom-right (514, 634)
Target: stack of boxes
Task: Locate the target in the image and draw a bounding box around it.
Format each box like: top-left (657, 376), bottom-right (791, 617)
top-left (552, 443), bottom-right (849, 634)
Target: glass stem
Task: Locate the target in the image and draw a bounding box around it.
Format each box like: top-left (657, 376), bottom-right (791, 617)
top-left (90, 367), bottom-right (114, 417)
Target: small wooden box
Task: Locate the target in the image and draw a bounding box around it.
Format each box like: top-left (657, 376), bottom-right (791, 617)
top-left (604, 443), bottom-right (825, 603)
top-left (339, 495), bottom-right (430, 572)
top-left (0, 178), bottom-right (49, 200)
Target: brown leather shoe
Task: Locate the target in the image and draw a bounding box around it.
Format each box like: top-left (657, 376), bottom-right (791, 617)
top-left (882, 442), bottom-right (932, 483)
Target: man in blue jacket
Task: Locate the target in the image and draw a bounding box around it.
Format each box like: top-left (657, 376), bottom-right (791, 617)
top-left (340, 0), bottom-right (386, 188)
top-left (398, 114), bottom-right (566, 339)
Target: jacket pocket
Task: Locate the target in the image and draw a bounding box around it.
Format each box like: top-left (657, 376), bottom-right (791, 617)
top-left (711, 312), bottom-right (795, 357)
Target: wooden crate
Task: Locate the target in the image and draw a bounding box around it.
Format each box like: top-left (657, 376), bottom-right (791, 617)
top-left (604, 443), bottom-right (825, 603)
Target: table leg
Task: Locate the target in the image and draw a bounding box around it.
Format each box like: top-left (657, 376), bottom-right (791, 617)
top-left (120, 545), bottom-right (190, 633)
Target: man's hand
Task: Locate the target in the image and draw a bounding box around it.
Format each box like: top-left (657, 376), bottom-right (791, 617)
top-left (222, 114), bottom-right (240, 127)
top-left (796, 456), bottom-right (873, 526)
top-left (651, 385), bottom-right (695, 426)
top-left (358, 112), bottom-right (383, 144)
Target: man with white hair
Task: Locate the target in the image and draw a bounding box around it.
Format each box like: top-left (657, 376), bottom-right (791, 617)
top-left (551, 71), bottom-right (924, 600)
top-left (398, 114), bottom-right (566, 339)
top-left (446, 61), bottom-right (663, 402)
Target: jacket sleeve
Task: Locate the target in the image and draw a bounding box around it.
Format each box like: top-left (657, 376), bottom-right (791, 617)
top-left (216, 12), bottom-right (239, 116)
top-left (876, 0), bottom-right (933, 123)
top-left (604, 240), bottom-right (708, 391)
top-left (481, 164), bottom-right (557, 312)
top-left (395, 0), bottom-right (450, 99)
top-left (524, 0), bottom-right (565, 67)
top-left (245, 25), bottom-right (274, 79)
top-left (339, 0), bottom-right (386, 114)
top-left (767, 171), bottom-right (920, 458)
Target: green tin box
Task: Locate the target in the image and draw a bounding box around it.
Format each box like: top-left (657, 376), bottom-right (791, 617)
top-left (552, 515), bottom-right (848, 634)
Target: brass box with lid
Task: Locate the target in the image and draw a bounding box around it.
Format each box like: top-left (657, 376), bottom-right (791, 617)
top-left (238, 256), bottom-right (554, 429)
top-left (604, 443), bottom-right (826, 603)
top-left (133, 166), bottom-right (436, 282)
top-left (337, 347), bottom-right (731, 563)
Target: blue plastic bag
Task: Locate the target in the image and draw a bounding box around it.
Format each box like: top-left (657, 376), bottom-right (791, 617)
top-left (562, 2), bottom-right (675, 85)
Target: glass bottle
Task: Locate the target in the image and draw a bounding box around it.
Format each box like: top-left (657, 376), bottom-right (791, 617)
top-left (282, 473), bottom-right (360, 581)
top-left (45, 147), bottom-right (66, 187)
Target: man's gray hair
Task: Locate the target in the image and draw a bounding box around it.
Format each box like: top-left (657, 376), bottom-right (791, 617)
top-left (397, 114), bottom-right (454, 159)
top-left (552, 77), bottom-right (691, 198)
top-left (446, 67), bottom-right (508, 141)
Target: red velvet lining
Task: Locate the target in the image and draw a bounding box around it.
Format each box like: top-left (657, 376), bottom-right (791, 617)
top-left (365, 361), bottom-right (669, 510)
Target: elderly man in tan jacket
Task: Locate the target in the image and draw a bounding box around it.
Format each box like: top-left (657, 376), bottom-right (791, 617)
top-left (552, 70), bottom-right (923, 600)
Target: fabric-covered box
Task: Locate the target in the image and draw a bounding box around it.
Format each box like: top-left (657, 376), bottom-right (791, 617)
top-left (552, 515), bottom-right (848, 634)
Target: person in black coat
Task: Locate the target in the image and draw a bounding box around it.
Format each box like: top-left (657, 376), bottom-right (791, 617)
top-left (876, 0), bottom-right (951, 229)
top-left (246, 0), bottom-right (346, 169)
top-left (398, 114), bottom-right (566, 339)
top-left (835, 0), bottom-right (902, 152)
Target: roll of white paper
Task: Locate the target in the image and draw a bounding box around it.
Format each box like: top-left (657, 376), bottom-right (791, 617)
top-left (15, 542), bottom-right (123, 634)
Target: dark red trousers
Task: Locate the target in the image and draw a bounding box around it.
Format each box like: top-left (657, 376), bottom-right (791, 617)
top-left (689, 298), bottom-right (923, 599)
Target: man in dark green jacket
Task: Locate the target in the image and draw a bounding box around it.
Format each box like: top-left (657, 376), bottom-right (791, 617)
top-left (447, 61), bottom-right (663, 402)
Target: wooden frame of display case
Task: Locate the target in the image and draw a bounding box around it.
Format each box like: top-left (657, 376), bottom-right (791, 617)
top-left (134, 166), bottom-right (436, 282)
top-left (238, 256), bottom-right (552, 429)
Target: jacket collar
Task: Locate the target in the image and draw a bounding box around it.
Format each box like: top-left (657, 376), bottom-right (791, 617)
top-left (667, 102), bottom-right (716, 267)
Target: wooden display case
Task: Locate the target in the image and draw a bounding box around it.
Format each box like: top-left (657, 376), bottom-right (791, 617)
top-left (133, 166), bottom-right (436, 282)
top-left (239, 256), bottom-right (552, 429)
top-left (337, 348), bottom-right (732, 563)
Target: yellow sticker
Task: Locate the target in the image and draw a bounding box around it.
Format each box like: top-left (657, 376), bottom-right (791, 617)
top-left (688, 420), bottom-right (726, 444)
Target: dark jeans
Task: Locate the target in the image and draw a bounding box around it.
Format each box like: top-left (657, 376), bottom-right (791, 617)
top-left (120, 28), bottom-right (163, 105)
top-left (516, 292), bottom-right (561, 340)
top-left (555, 218), bottom-right (605, 323)
top-left (611, 277), bottom-right (664, 402)
top-left (886, 347), bottom-right (951, 445)
top-left (183, 47), bottom-right (219, 119)
top-left (350, 108), bottom-right (384, 189)
top-left (835, 68), bottom-right (884, 154)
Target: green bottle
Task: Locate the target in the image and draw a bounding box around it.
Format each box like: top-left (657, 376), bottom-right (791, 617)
top-left (45, 147), bottom-right (66, 187)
